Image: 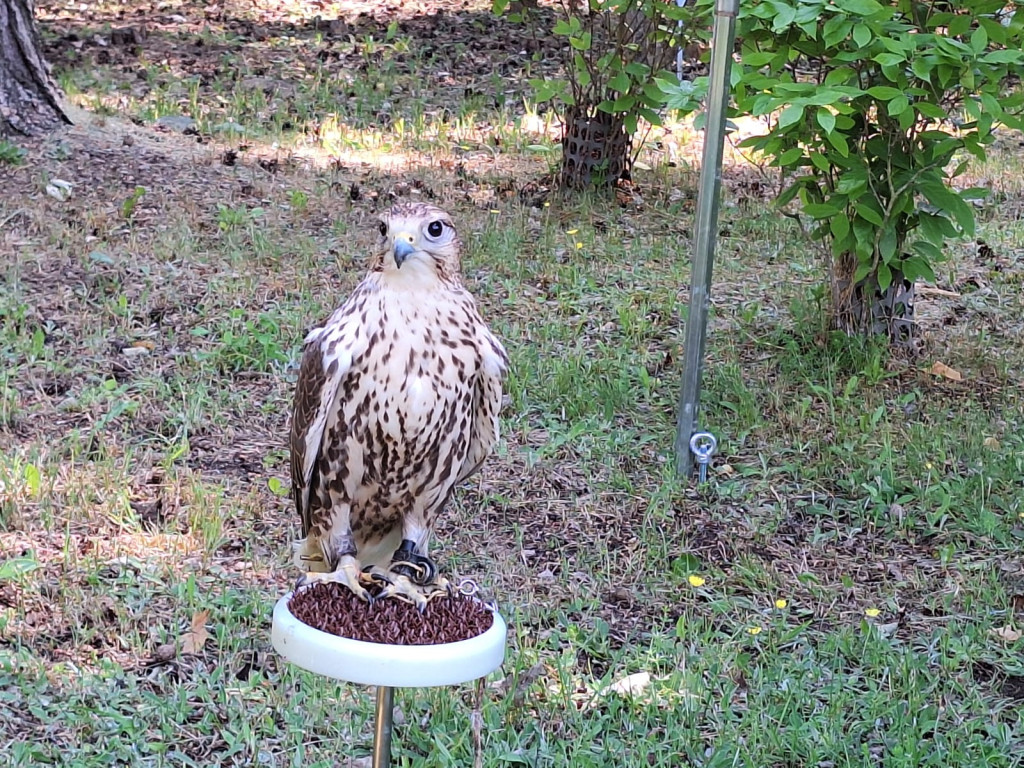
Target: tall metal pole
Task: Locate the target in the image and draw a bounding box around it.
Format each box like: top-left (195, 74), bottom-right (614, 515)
top-left (674, 0), bottom-right (740, 476)
top-left (372, 686), bottom-right (395, 768)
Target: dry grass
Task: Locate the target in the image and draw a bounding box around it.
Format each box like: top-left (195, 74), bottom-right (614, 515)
top-left (1, 1), bottom-right (1023, 765)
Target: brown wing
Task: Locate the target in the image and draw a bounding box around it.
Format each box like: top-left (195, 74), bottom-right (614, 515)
top-left (457, 328), bottom-right (509, 485)
top-left (289, 304), bottom-right (366, 537)
top-left (290, 342), bottom-right (329, 537)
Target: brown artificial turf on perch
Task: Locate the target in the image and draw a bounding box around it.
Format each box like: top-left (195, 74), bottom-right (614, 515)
top-left (289, 582), bottom-right (494, 645)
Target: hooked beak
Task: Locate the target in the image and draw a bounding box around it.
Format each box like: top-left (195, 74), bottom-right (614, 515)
top-left (392, 234), bottom-right (416, 268)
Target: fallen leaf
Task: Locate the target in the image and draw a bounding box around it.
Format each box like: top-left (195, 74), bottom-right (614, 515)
top-left (602, 671), bottom-right (651, 698)
top-left (506, 662), bottom-right (546, 707)
top-left (983, 436), bottom-right (1001, 450)
top-left (929, 361), bottom-right (962, 381)
top-left (45, 179), bottom-right (73, 201)
top-left (605, 586), bottom-right (633, 606)
top-left (179, 610), bottom-right (210, 655)
top-left (152, 642), bottom-right (177, 663)
top-left (876, 621), bottom-right (900, 638)
top-left (989, 626), bottom-right (1022, 643)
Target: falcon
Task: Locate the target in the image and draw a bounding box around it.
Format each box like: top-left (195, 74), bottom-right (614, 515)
top-left (289, 202), bottom-right (508, 608)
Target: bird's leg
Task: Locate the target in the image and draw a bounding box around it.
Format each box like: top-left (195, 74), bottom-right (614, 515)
top-left (368, 538), bottom-right (452, 610)
top-left (295, 534), bottom-right (375, 602)
top-left (391, 538), bottom-right (438, 585)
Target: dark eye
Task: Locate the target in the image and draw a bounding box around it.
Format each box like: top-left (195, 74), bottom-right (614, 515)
top-left (378, 222), bottom-right (387, 236)
top-left (427, 220), bottom-right (444, 238)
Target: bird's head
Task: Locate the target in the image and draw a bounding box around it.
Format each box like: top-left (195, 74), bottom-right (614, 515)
top-left (376, 202), bottom-right (461, 285)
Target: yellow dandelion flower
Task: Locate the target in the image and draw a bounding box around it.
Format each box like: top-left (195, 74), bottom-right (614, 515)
top-left (544, 201), bottom-right (550, 207)
top-left (865, 608), bottom-right (881, 618)
top-left (575, 242), bottom-right (583, 250)
top-left (925, 462), bottom-right (933, 470)
top-left (775, 599), bottom-right (788, 609)
top-left (747, 626), bottom-right (762, 635)
top-left (566, 228), bottom-right (579, 235)
top-left (687, 575), bottom-right (706, 587)
top-left (489, 209), bottom-right (500, 214)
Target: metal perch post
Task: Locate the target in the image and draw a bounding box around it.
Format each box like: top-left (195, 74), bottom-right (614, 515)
top-left (372, 686), bottom-right (395, 768)
top-left (674, 0), bottom-right (740, 477)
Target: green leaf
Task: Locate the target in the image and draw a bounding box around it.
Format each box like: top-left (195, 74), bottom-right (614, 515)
top-left (902, 254), bottom-right (938, 282)
top-left (867, 86), bottom-right (903, 100)
top-left (843, 0), bottom-right (884, 16)
top-left (803, 202), bottom-right (842, 219)
top-left (917, 212), bottom-right (957, 244)
top-left (608, 95), bottom-right (637, 113)
top-left (831, 213), bottom-right (851, 241)
top-left (915, 101), bottom-right (947, 119)
top-left (823, 16), bottom-right (851, 47)
top-left (947, 15), bottom-right (971, 37)
top-left (530, 78), bottom-right (562, 103)
top-left (777, 180), bottom-right (805, 207)
top-left (919, 180), bottom-right (976, 237)
top-left (826, 130), bottom-right (849, 157)
top-left (771, 3), bottom-right (797, 31)
top-left (777, 147), bottom-right (804, 166)
top-left (979, 16), bottom-right (1009, 46)
top-left (569, 32), bottom-right (591, 51)
top-left (810, 152), bottom-right (832, 172)
top-left (980, 92), bottom-right (1002, 118)
top-left (853, 23), bottom-right (872, 48)
top-left (853, 260), bottom-right (874, 283)
top-left (24, 464), bottom-right (41, 496)
top-left (960, 186), bottom-right (990, 201)
top-left (608, 71), bottom-right (630, 93)
top-left (816, 108), bottom-right (836, 134)
top-left (911, 239), bottom-right (944, 261)
top-left (778, 104), bottom-right (805, 129)
top-left (854, 200), bottom-right (884, 226)
top-left (911, 56), bottom-right (933, 82)
top-left (874, 52), bottom-right (906, 67)
top-left (624, 62), bottom-right (650, 78)
top-left (878, 225), bottom-right (898, 262)
top-left (878, 261), bottom-right (893, 290)
top-left (888, 95), bottom-right (910, 117)
top-left (743, 51), bottom-right (778, 67)
top-left (624, 112), bottom-right (638, 136)
top-left (637, 107), bottom-right (662, 127)
top-left (971, 26), bottom-right (989, 54)
top-left (980, 49), bottom-right (1023, 64)
top-left (0, 557), bottom-right (41, 582)
top-left (670, 553), bottom-right (705, 576)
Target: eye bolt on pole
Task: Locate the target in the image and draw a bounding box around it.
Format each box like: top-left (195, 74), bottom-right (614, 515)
top-left (674, 0), bottom-right (739, 479)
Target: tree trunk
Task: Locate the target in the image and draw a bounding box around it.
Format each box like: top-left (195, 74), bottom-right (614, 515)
top-left (831, 252), bottom-right (917, 347)
top-left (0, 0), bottom-right (71, 137)
top-left (559, 106), bottom-right (632, 190)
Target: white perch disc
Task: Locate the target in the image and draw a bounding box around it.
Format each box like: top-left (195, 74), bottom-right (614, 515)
top-left (271, 591), bottom-right (507, 687)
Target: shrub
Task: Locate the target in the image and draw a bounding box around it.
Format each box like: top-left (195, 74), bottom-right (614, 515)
top-left (495, 0), bottom-right (710, 189)
top-left (734, 0), bottom-right (1024, 342)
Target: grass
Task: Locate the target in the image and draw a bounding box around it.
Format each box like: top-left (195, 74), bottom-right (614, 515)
top-left (1, 0), bottom-right (1023, 766)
